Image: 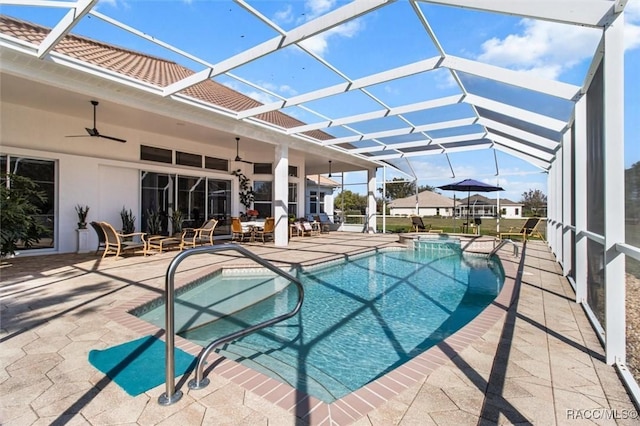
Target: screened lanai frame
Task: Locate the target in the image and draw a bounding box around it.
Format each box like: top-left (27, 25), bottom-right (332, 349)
top-left (0, 0), bottom-right (638, 407)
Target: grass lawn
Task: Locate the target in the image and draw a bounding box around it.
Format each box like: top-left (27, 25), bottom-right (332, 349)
top-left (377, 215), bottom-right (546, 240)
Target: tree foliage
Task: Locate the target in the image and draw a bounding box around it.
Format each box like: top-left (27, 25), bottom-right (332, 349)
top-left (377, 178), bottom-right (439, 201)
top-left (520, 188), bottom-right (547, 217)
top-left (626, 161), bottom-right (640, 223)
top-left (0, 173), bottom-right (48, 257)
top-left (334, 190), bottom-right (368, 213)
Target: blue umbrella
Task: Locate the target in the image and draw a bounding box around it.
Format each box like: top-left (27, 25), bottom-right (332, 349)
top-left (437, 179), bottom-right (504, 233)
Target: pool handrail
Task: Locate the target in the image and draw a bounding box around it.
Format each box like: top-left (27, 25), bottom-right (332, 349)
top-left (158, 243), bottom-right (304, 406)
top-left (489, 238), bottom-right (520, 258)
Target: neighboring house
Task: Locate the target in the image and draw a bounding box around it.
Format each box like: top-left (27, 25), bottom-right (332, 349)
top-left (305, 175), bottom-right (340, 219)
top-left (388, 191), bottom-right (458, 217)
top-left (456, 195), bottom-right (523, 219)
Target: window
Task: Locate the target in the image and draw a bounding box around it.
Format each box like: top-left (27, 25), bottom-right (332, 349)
top-left (141, 172), bottom-right (232, 236)
top-left (1, 155), bottom-right (56, 251)
top-left (288, 182), bottom-right (298, 216)
top-left (319, 191), bottom-right (326, 213)
top-left (288, 165), bottom-right (298, 177)
top-left (205, 156), bottom-right (228, 171)
top-left (141, 145), bottom-right (172, 163)
top-left (515, 208), bottom-right (519, 215)
top-left (254, 163), bottom-right (272, 175)
top-left (141, 172), bottom-right (173, 235)
top-left (310, 191), bottom-right (317, 214)
top-left (253, 181), bottom-right (272, 218)
top-left (176, 151), bottom-right (202, 168)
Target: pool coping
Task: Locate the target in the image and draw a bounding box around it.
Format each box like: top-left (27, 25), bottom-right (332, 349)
top-left (104, 240), bottom-right (520, 425)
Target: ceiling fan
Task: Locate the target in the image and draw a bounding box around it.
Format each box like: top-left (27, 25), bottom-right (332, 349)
top-left (234, 137), bottom-right (253, 164)
top-left (66, 100), bottom-right (127, 143)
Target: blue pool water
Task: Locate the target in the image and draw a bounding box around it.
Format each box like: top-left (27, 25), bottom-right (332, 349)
top-left (136, 246), bottom-right (504, 403)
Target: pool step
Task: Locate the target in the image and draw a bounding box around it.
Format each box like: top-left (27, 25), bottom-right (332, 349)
top-left (217, 340), bottom-right (351, 403)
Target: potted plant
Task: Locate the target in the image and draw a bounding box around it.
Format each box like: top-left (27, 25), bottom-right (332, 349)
top-left (120, 207), bottom-right (136, 234)
top-left (146, 209), bottom-right (162, 236)
top-left (75, 204), bottom-right (90, 229)
top-left (246, 209), bottom-right (259, 220)
top-left (171, 210), bottom-right (183, 236)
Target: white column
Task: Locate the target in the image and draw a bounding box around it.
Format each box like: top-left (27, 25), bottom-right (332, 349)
top-left (555, 146), bottom-right (563, 260)
top-left (603, 13), bottom-right (626, 365)
top-left (367, 168), bottom-right (377, 233)
top-left (575, 97), bottom-right (588, 304)
top-left (273, 144), bottom-right (289, 247)
top-left (562, 130), bottom-right (573, 276)
top-left (547, 163), bottom-right (555, 252)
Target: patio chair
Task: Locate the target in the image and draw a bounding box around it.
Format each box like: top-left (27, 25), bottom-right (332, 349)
top-left (411, 216), bottom-right (427, 232)
top-left (181, 218), bottom-right (218, 249)
top-left (254, 217), bottom-right (275, 243)
top-left (411, 216), bottom-right (443, 233)
top-left (302, 220), bottom-right (320, 236)
top-left (89, 221), bottom-right (106, 255)
top-left (293, 220), bottom-right (316, 237)
top-left (98, 221), bottom-right (147, 259)
top-left (313, 214), bottom-right (331, 233)
top-left (499, 217), bottom-right (544, 241)
top-left (231, 217), bottom-right (253, 242)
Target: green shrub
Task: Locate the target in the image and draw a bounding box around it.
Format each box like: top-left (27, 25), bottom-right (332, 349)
top-left (0, 173), bottom-right (48, 257)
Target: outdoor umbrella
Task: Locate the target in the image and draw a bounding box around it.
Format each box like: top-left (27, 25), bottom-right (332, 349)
top-left (437, 179), bottom-right (504, 233)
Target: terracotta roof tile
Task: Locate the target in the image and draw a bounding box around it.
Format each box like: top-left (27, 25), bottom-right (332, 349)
top-left (0, 15), bottom-right (334, 141)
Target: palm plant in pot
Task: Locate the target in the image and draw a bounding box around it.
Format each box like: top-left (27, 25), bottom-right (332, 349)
top-left (171, 210), bottom-right (184, 236)
top-left (75, 204), bottom-right (90, 229)
top-left (120, 207), bottom-right (136, 234)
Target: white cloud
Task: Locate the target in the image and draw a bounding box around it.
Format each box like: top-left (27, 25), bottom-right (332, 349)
top-left (477, 19), bottom-right (601, 80)
top-left (273, 4), bottom-right (294, 25)
top-left (476, 2), bottom-right (640, 79)
top-left (305, 0), bottom-right (337, 19)
top-left (625, 0), bottom-right (640, 50)
top-left (300, 19), bottom-right (363, 56)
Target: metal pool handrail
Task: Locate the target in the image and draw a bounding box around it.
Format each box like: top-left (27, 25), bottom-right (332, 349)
top-left (158, 244), bottom-right (304, 406)
top-left (489, 239), bottom-right (520, 258)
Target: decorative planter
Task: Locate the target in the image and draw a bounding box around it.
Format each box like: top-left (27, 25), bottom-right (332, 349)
top-left (76, 228), bottom-right (91, 253)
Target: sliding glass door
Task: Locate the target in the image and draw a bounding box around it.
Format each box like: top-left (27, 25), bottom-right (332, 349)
top-left (141, 171), bottom-right (231, 237)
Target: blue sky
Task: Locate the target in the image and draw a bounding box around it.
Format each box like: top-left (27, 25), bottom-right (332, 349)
top-left (3, 0), bottom-right (639, 203)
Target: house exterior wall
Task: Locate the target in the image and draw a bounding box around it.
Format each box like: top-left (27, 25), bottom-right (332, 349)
top-left (501, 205), bottom-right (523, 218)
top-left (1, 102), bottom-right (308, 254)
top-left (389, 207), bottom-right (454, 217)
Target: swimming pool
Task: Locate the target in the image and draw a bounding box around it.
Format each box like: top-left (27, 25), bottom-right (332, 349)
top-left (135, 246), bottom-right (504, 403)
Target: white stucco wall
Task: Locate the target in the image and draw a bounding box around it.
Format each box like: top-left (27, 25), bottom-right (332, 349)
top-left (1, 102), bottom-right (309, 255)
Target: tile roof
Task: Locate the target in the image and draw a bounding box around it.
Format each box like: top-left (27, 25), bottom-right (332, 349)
top-left (0, 15), bottom-right (332, 141)
top-left (306, 175), bottom-right (341, 187)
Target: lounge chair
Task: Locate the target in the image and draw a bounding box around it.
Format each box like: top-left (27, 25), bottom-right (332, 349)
top-left (313, 214), bottom-right (332, 233)
top-left (499, 217), bottom-right (544, 241)
top-left (231, 217), bottom-right (253, 242)
top-left (181, 218), bottom-right (218, 249)
top-left (98, 221), bottom-right (147, 259)
top-left (254, 217), bottom-right (275, 243)
top-left (293, 220), bottom-right (318, 237)
top-left (89, 221), bottom-right (106, 255)
top-left (411, 216), bottom-right (443, 233)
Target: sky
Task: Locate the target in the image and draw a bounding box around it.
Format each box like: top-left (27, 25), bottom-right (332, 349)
top-left (2, 0), bottom-right (639, 203)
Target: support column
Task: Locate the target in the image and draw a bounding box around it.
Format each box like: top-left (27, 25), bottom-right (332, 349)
top-left (366, 168), bottom-right (377, 233)
top-left (562, 131), bottom-right (573, 276)
top-left (603, 13), bottom-right (626, 365)
top-left (274, 145), bottom-right (289, 247)
top-left (575, 97), bottom-right (588, 304)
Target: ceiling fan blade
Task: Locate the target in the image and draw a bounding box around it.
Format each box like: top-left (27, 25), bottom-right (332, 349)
top-left (98, 134), bottom-right (127, 143)
top-left (66, 135), bottom-right (91, 138)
